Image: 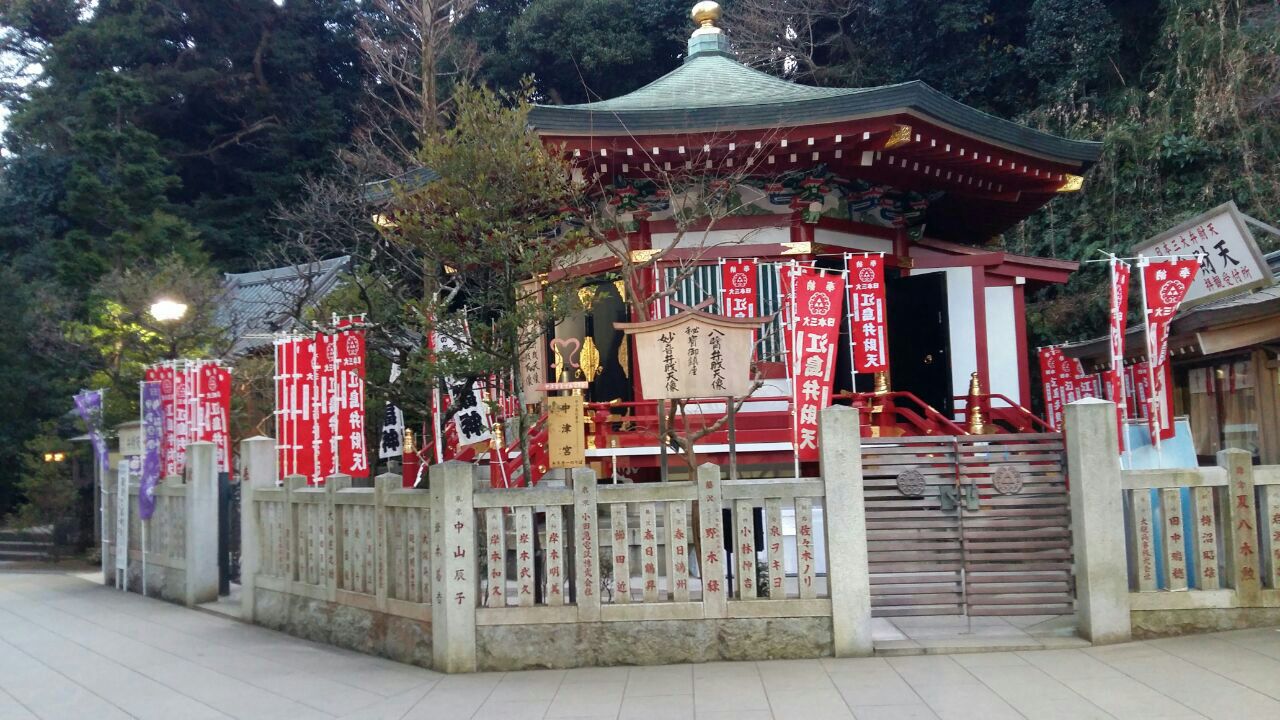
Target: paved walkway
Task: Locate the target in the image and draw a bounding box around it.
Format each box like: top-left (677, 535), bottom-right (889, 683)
top-left (2, 570), bottom-right (1280, 720)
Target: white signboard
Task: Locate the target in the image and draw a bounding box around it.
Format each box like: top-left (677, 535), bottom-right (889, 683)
top-left (115, 462), bottom-right (129, 576)
top-left (1133, 201), bottom-right (1274, 309)
top-left (118, 422), bottom-right (142, 457)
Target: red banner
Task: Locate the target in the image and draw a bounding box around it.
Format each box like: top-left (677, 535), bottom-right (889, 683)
top-left (146, 360), bottom-right (228, 477)
top-left (173, 362), bottom-right (196, 475)
top-left (197, 363), bottom-right (232, 473)
top-left (846, 254), bottom-right (888, 373)
top-left (1037, 347), bottom-right (1064, 430)
top-left (788, 266), bottom-right (843, 461)
top-left (1128, 361), bottom-right (1151, 419)
top-left (1106, 259), bottom-right (1131, 450)
top-left (1141, 258), bottom-right (1200, 442)
top-left (274, 326), bottom-right (369, 484)
top-left (1038, 346), bottom-right (1099, 430)
top-left (334, 328), bottom-right (369, 477)
top-left (311, 333), bottom-right (337, 483)
top-left (274, 341), bottom-right (290, 479)
top-left (721, 260), bottom-right (758, 318)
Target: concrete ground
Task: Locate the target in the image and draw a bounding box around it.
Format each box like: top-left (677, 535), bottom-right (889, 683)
top-left (2, 570), bottom-right (1280, 720)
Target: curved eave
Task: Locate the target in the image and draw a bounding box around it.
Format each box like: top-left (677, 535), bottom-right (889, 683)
top-left (530, 80), bottom-right (1101, 168)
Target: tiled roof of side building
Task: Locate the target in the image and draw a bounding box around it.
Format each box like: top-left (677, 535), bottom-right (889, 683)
top-left (219, 256), bottom-right (352, 355)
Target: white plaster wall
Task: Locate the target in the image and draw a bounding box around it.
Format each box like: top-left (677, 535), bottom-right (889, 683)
top-left (984, 285), bottom-right (1021, 405)
top-left (649, 226), bottom-right (790, 252)
top-left (812, 229), bottom-right (893, 253)
top-left (912, 267), bottom-right (976, 400)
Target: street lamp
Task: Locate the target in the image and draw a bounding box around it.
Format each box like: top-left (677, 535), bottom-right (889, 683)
top-left (150, 298), bottom-right (188, 323)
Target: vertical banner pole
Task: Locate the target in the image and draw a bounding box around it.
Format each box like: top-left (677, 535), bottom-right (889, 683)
top-left (784, 260), bottom-right (800, 482)
top-left (844, 253), bottom-right (858, 397)
top-left (717, 257), bottom-right (726, 316)
top-left (139, 380), bottom-right (147, 595)
top-left (727, 396), bottom-right (738, 483)
top-left (1138, 257), bottom-right (1162, 459)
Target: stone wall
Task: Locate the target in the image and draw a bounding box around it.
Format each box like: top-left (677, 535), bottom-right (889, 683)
top-left (252, 588), bottom-right (434, 669)
top-left (101, 442), bottom-right (220, 608)
top-left (1132, 608), bottom-right (1280, 639)
top-left (476, 618), bottom-right (832, 671)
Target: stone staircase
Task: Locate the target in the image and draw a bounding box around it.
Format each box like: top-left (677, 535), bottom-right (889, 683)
top-left (0, 528), bottom-right (55, 562)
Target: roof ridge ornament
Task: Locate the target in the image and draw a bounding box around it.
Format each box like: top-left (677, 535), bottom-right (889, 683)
top-left (687, 2), bottom-right (730, 61)
top-left (691, 1), bottom-right (722, 35)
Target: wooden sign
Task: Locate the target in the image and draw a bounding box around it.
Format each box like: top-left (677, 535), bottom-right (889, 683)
top-left (547, 394), bottom-right (585, 469)
top-left (1132, 201), bottom-right (1274, 310)
top-left (617, 305), bottom-right (770, 400)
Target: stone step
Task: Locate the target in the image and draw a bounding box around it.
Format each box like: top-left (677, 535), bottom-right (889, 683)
top-left (0, 540), bottom-right (53, 553)
top-left (0, 550), bottom-right (51, 562)
top-left (0, 529), bottom-right (53, 542)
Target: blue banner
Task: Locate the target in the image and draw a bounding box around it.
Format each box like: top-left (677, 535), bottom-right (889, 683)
top-left (140, 381), bottom-right (163, 520)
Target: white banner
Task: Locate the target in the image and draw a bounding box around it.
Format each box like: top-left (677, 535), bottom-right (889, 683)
top-left (115, 461), bottom-right (129, 575)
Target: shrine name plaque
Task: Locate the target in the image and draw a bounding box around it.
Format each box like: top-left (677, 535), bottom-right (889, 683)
top-left (547, 394), bottom-right (586, 469)
top-left (617, 306), bottom-right (770, 401)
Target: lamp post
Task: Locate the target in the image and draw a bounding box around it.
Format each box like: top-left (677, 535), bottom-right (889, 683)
top-left (150, 297), bottom-right (188, 359)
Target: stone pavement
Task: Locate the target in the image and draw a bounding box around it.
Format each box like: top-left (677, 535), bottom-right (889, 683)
top-left (2, 571), bottom-right (1280, 720)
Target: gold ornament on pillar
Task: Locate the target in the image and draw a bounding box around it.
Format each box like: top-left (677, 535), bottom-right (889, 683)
top-left (580, 336), bottom-right (602, 383)
top-left (491, 419), bottom-right (505, 453)
top-left (577, 285), bottom-right (598, 312)
top-left (552, 343), bottom-right (565, 383)
top-left (966, 371), bottom-right (987, 435)
top-left (873, 370), bottom-right (890, 395)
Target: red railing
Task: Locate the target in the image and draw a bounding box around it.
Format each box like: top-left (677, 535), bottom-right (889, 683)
top-left (952, 393), bottom-right (1053, 434)
top-left (470, 387), bottom-right (1019, 487)
top-left (844, 391), bottom-right (969, 437)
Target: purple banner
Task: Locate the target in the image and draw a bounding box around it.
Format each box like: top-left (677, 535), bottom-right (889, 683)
top-left (73, 389), bottom-right (108, 476)
top-left (140, 381), bottom-right (163, 520)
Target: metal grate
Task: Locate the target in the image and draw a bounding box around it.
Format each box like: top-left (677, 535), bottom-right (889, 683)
top-left (663, 262), bottom-right (787, 364)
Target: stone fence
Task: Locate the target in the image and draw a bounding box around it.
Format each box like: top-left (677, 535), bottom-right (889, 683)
top-left (1065, 398), bottom-right (1280, 640)
top-left (101, 442), bottom-right (219, 607)
top-left (104, 398), bottom-right (1275, 672)
top-left (239, 407), bottom-right (872, 672)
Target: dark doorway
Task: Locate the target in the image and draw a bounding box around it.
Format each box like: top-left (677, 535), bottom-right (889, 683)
top-left (586, 281), bottom-right (633, 404)
top-left (887, 272), bottom-right (953, 416)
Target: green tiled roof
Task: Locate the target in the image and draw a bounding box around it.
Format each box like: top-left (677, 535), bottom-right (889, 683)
top-left (574, 53), bottom-right (859, 111)
top-left (529, 52), bottom-right (1101, 165)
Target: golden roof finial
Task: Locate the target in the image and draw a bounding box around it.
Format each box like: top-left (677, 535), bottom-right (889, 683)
top-left (691, 1), bottom-right (722, 33)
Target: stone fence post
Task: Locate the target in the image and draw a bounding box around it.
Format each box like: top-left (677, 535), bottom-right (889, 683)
top-left (1218, 448), bottom-right (1260, 606)
top-left (1064, 398), bottom-right (1131, 644)
top-left (819, 405), bottom-right (873, 657)
top-left (573, 467), bottom-right (602, 621)
top-left (430, 461), bottom-right (477, 673)
top-left (239, 436), bottom-right (275, 622)
top-left (184, 442), bottom-right (220, 607)
top-left (696, 463), bottom-right (728, 618)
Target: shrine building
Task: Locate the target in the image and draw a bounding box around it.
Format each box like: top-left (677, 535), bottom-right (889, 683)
top-left (518, 2), bottom-right (1100, 473)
